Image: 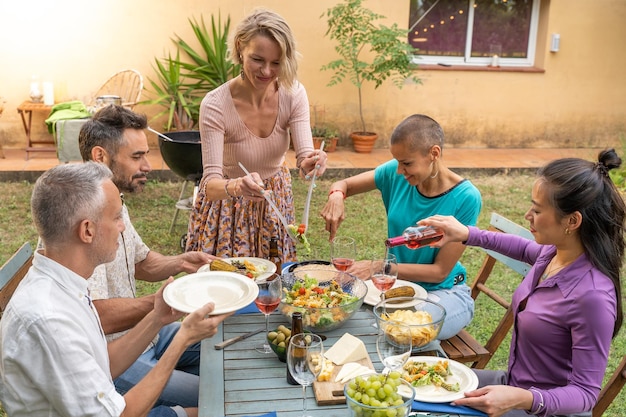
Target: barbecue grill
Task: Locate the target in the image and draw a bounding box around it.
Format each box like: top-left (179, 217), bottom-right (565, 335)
top-left (157, 130), bottom-right (203, 240)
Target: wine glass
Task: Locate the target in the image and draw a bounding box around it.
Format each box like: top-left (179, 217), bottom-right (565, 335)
top-left (254, 273), bottom-right (282, 353)
top-left (287, 333), bottom-right (324, 417)
top-left (370, 253), bottom-right (398, 302)
top-left (376, 321), bottom-right (412, 374)
top-left (330, 236), bottom-right (356, 271)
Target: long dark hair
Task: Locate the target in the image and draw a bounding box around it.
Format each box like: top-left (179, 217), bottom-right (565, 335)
top-left (538, 148), bottom-right (625, 337)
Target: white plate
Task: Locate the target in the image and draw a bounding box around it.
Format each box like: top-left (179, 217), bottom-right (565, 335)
top-left (163, 271), bottom-right (259, 314)
top-left (401, 356), bottom-right (479, 403)
top-left (197, 257), bottom-right (276, 281)
top-left (364, 280), bottom-right (427, 307)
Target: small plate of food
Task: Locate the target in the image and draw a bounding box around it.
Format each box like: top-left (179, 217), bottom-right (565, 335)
top-left (198, 257), bottom-right (276, 281)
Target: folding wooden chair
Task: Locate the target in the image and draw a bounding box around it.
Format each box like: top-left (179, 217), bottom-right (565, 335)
top-left (0, 242), bottom-right (34, 316)
top-left (594, 354), bottom-right (626, 417)
top-left (440, 213), bottom-right (533, 369)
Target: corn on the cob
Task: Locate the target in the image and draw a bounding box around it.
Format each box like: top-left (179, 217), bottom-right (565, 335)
top-left (209, 259), bottom-right (238, 272)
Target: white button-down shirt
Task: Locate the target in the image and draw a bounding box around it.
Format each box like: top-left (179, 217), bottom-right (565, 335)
top-left (0, 252), bottom-right (126, 416)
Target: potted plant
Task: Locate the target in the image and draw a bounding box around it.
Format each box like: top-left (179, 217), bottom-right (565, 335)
top-left (321, 0), bottom-right (421, 152)
top-left (311, 126), bottom-right (339, 152)
top-left (143, 13), bottom-right (240, 132)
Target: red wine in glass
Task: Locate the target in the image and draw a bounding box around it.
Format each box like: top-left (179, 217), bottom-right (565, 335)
top-left (332, 257), bottom-right (354, 271)
top-left (255, 296), bottom-right (280, 314)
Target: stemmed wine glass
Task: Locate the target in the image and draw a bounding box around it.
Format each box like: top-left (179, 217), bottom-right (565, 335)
top-left (376, 321), bottom-right (412, 374)
top-left (254, 273), bottom-right (282, 353)
top-left (370, 253), bottom-right (398, 302)
top-left (330, 236), bottom-right (356, 271)
top-left (287, 333), bottom-right (324, 417)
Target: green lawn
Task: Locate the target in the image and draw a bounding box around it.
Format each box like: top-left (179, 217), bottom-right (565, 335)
top-left (0, 172), bottom-right (623, 416)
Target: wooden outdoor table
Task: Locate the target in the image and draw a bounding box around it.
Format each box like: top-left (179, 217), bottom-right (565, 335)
top-left (198, 307), bottom-right (448, 417)
top-left (16, 101), bottom-right (55, 159)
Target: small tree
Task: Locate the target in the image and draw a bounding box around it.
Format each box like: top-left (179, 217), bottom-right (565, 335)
top-left (321, 0), bottom-right (421, 134)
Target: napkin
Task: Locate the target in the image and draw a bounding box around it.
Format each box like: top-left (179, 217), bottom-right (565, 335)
top-left (235, 301), bottom-right (260, 315)
top-left (413, 400), bottom-right (487, 416)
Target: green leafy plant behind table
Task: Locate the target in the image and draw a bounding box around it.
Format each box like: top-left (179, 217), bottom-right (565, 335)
top-left (321, 0), bottom-right (421, 135)
top-left (143, 13), bottom-right (240, 131)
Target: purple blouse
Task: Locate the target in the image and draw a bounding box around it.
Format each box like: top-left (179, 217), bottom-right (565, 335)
top-left (466, 227), bottom-right (616, 416)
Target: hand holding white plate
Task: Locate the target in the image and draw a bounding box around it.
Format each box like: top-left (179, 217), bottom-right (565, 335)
top-left (164, 271), bottom-right (259, 315)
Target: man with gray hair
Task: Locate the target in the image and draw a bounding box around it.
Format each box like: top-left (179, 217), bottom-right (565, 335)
top-left (0, 162), bottom-right (228, 417)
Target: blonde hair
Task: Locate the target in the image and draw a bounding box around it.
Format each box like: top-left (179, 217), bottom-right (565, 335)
top-left (229, 8), bottom-right (299, 90)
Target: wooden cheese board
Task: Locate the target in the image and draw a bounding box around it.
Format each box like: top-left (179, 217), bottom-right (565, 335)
top-left (312, 356), bottom-right (375, 405)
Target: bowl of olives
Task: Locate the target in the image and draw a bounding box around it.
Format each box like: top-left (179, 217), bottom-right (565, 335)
top-left (267, 325), bottom-right (311, 362)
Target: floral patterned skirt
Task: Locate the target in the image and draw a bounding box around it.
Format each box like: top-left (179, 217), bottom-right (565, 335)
top-left (185, 164), bottom-right (298, 264)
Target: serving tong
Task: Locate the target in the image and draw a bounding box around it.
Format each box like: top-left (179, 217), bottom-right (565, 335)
top-left (238, 162), bottom-right (299, 241)
top-left (301, 141), bottom-right (324, 235)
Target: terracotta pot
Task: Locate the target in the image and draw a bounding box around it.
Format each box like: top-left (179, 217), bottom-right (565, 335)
top-left (314, 136), bottom-right (338, 152)
top-left (350, 132), bottom-right (378, 153)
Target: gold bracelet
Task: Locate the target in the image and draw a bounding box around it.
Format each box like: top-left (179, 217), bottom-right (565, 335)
top-left (224, 179), bottom-right (236, 198)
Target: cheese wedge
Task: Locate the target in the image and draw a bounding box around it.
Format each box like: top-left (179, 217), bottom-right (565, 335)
top-left (340, 365), bottom-right (373, 384)
top-left (335, 362), bottom-right (374, 383)
top-left (324, 333), bottom-right (369, 365)
top-left (334, 362), bottom-right (362, 382)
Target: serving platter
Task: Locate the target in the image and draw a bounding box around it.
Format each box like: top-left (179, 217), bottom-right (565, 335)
top-left (163, 271), bottom-right (259, 315)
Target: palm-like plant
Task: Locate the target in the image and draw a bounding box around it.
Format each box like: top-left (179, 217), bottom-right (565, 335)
top-left (143, 13), bottom-right (240, 131)
top-left (175, 14), bottom-right (240, 92)
top-left (145, 51), bottom-right (196, 131)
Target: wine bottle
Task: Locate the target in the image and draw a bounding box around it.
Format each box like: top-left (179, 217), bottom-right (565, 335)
top-left (287, 311), bottom-right (303, 385)
top-left (269, 237), bottom-right (282, 274)
top-left (385, 225), bottom-right (444, 249)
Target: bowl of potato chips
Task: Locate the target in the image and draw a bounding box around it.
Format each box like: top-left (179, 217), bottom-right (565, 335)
top-left (373, 297), bottom-right (446, 351)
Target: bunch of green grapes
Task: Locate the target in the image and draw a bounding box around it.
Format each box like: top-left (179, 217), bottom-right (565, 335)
top-left (345, 372), bottom-right (409, 417)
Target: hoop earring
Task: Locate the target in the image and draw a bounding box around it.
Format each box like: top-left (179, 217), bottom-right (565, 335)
top-left (565, 228), bottom-right (571, 235)
top-left (429, 161), bottom-right (439, 179)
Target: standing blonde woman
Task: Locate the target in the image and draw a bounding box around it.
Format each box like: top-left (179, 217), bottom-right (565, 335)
top-left (186, 8), bottom-right (327, 262)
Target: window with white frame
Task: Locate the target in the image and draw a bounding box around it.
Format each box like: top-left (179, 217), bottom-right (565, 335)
top-left (408, 0), bottom-right (541, 67)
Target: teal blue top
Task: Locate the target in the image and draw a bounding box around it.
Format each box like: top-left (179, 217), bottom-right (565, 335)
top-left (374, 159), bottom-right (482, 291)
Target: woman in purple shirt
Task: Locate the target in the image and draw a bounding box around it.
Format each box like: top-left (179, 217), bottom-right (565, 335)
top-left (421, 149), bottom-right (625, 417)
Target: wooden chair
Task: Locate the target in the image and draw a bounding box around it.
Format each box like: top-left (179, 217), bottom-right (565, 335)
top-left (440, 212), bottom-right (534, 369)
top-left (0, 242), bottom-right (34, 317)
top-left (594, 354), bottom-right (626, 417)
top-left (87, 69), bottom-right (143, 110)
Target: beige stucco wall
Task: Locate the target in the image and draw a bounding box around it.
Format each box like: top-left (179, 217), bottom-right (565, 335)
top-left (1, 0), bottom-right (624, 150)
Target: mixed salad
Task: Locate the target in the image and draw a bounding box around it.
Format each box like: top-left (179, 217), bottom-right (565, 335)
top-left (288, 223), bottom-right (311, 255)
top-left (281, 274), bottom-right (360, 328)
top-left (402, 360), bottom-right (460, 392)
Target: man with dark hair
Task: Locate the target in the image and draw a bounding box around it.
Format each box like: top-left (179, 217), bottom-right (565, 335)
top-left (78, 105), bottom-right (215, 407)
